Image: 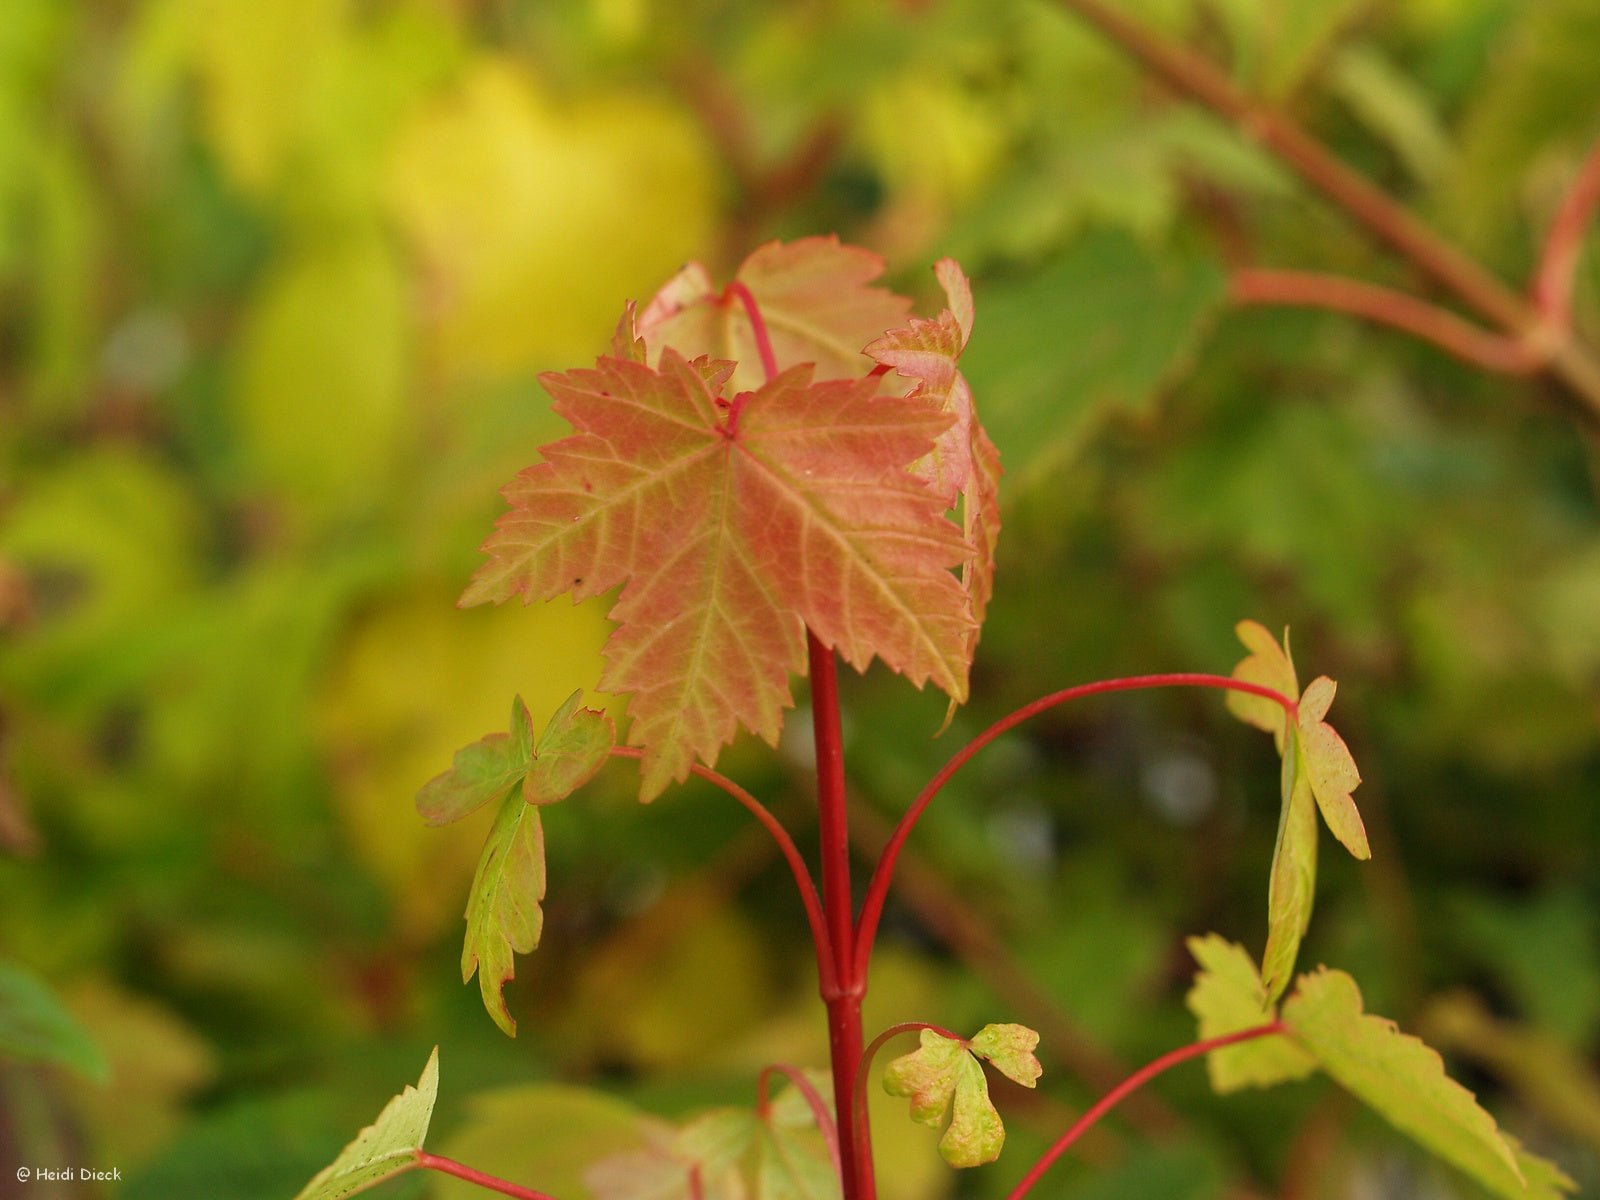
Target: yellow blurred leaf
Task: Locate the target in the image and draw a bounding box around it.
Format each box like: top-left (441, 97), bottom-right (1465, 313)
top-left (232, 232), bottom-right (411, 509)
top-left (385, 59), bottom-right (715, 376)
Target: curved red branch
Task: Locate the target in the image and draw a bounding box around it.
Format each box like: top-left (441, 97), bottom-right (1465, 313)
top-left (1230, 269), bottom-right (1544, 374)
top-left (854, 674), bottom-right (1297, 979)
top-left (1534, 138), bottom-right (1600, 332)
top-left (851, 1021), bottom-right (964, 1198)
top-left (723, 280), bottom-right (781, 381)
top-left (1003, 1022), bottom-right (1287, 1200)
top-left (758, 1063), bottom-right (842, 1177)
top-left (608, 746), bottom-right (836, 994)
top-left (418, 1152), bottom-right (564, 1199)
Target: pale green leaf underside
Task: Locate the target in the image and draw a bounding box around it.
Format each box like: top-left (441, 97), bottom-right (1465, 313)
top-left (1185, 935), bottom-right (1314, 1092)
top-left (415, 696), bottom-right (533, 826)
top-left (462, 791), bottom-right (546, 1036)
top-left (1283, 970), bottom-right (1572, 1200)
top-left (758, 1124), bottom-right (841, 1200)
top-left (292, 1047), bottom-right (438, 1200)
top-left (1263, 725), bottom-right (1317, 1002)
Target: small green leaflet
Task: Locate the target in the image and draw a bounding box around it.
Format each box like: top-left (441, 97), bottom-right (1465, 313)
top-left (1184, 935), bottom-right (1314, 1092)
top-left (1225, 620), bottom-right (1368, 999)
top-left (417, 692), bottom-right (613, 1034)
top-left (0, 960), bottom-right (110, 1083)
top-left (291, 1048), bottom-right (438, 1200)
top-left (882, 1024), bottom-right (1042, 1168)
top-left (1282, 969), bottom-right (1574, 1200)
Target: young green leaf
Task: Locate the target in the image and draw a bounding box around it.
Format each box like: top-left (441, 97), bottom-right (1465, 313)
top-left (462, 791), bottom-right (547, 1037)
top-left (462, 352), bottom-right (973, 800)
top-left (1282, 969), bottom-right (1574, 1200)
top-left (0, 961), bottom-right (110, 1083)
top-left (757, 1124), bottom-right (840, 1200)
top-left (1296, 677), bottom-right (1369, 858)
top-left (1184, 935), bottom-right (1315, 1092)
top-left (632, 237), bottom-right (913, 395)
top-left (1263, 726), bottom-right (1319, 1002)
top-left (523, 688), bottom-right (614, 805)
top-left (291, 1047), bottom-right (438, 1200)
top-left (415, 695), bottom-right (534, 826)
top-left (587, 1108), bottom-right (756, 1200)
top-left (882, 1024), bottom-right (1041, 1168)
top-left (443, 692), bottom-right (612, 1034)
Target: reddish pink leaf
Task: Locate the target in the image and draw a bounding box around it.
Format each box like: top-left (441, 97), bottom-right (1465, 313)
top-left (463, 350), bottom-right (973, 800)
top-left (632, 237), bottom-right (912, 395)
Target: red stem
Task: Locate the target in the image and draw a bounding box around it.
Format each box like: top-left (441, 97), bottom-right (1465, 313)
top-left (608, 746), bottom-right (836, 995)
top-left (758, 1063), bottom-right (842, 1177)
top-left (1003, 1022), bottom-right (1287, 1200)
top-left (724, 280), bottom-right (781, 381)
top-left (1230, 269), bottom-right (1543, 374)
top-left (417, 1152), bottom-right (563, 1200)
top-left (854, 674), bottom-right (1296, 979)
top-left (809, 632), bottom-right (873, 1200)
top-left (1534, 138), bottom-right (1600, 332)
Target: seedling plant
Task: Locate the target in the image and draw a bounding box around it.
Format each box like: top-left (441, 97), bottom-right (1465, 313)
top-left (293, 239), bottom-right (1574, 1200)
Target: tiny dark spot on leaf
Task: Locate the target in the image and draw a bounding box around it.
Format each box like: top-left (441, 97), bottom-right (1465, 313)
top-left (573, 577), bottom-right (584, 587)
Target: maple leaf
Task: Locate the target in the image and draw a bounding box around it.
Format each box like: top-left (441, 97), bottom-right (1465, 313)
top-left (865, 260), bottom-right (1002, 653)
top-left (292, 1048), bottom-right (438, 1200)
top-left (417, 693), bottom-right (612, 1034)
top-left (882, 1024), bottom-right (1042, 1168)
top-left (463, 351), bottom-right (973, 800)
top-left (631, 237), bottom-right (913, 394)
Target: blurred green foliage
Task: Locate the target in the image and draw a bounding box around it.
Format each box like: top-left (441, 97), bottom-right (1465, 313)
top-left (1, 1), bottom-right (1598, 1197)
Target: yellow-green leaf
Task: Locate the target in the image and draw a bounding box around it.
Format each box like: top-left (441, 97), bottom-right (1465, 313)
top-left (1283, 970), bottom-right (1573, 1200)
top-left (461, 790), bottom-right (546, 1038)
top-left (523, 689), bottom-right (613, 805)
top-left (883, 1024), bottom-right (1038, 1168)
top-left (1184, 935), bottom-right (1315, 1092)
top-left (1295, 676), bottom-right (1369, 859)
top-left (1226, 619), bottom-right (1298, 751)
top-left (1263, 726), bottom-right (1317, 1002)
top-left (291, 1047), bottom-right (438, 1200)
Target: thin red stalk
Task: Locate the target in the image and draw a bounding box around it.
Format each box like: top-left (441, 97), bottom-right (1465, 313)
top-left (609, 746), bottom-right (836, 995)
top-left (849, 1022), bottom-right (961, 1200)
top-left (724, 280), bottom-right (781, 381)
top-left (1230, 269), bottom-right (1543, 374)
top-left (758, 1063), bottom-right (843, 1177)
top-left (855, 674), bottom-right (1296, 978)
top-left (1534, 138), bottom-right (1600, 332)
top-left (418, 1152), bottom-right (562, 1200)
top-left (688, 1164), bottom-right (705, 1200)
top-left (1003, 1023), bottom-right (1287, 1200)
top-left (1055, 0), bottom-right (1600, 421)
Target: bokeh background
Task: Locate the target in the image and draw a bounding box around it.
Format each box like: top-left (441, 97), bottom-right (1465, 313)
top-left (2, 1), bottom-right (1598, 1197)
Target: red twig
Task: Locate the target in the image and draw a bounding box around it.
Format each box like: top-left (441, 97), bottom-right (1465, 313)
top-left (1002, 1023), bottom-right (1288, 1200)
top-left (1230, 269), bottom-right (1544, 374)
top-left (758, 1063), bottom-right (842, 1177)
top-left (854, 674), bottom-right (1296, 979)
top-left (608, 746), bottom-right (836, 995)
top-left (418, 1152), bottom-right (563, 1199)
top-left (1534, 138), bottom-right (1600, 332)
top-left (724, 280), bottom-right (781, 382)
top-left (1055, 0), bottom-right (1600, 421)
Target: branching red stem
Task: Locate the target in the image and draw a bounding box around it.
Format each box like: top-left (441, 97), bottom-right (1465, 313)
top-left (608, 746), bottom-right (836, 995)
top-left (1002, 1022), bottom-right (1288, 1200)
top-left (1230, 269), bottom-right (1543, 374)
top-left (1055, 0), bottom-right (1600, 421)
top-left (758, 1063), bottom-right (842, 1177)
top-left (417, 1152), bottom-right (563, 1200)
top-left (1534, 138), bottom-right (1600, 332)
top-left (854, 674), bottom-right (1296, 978)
